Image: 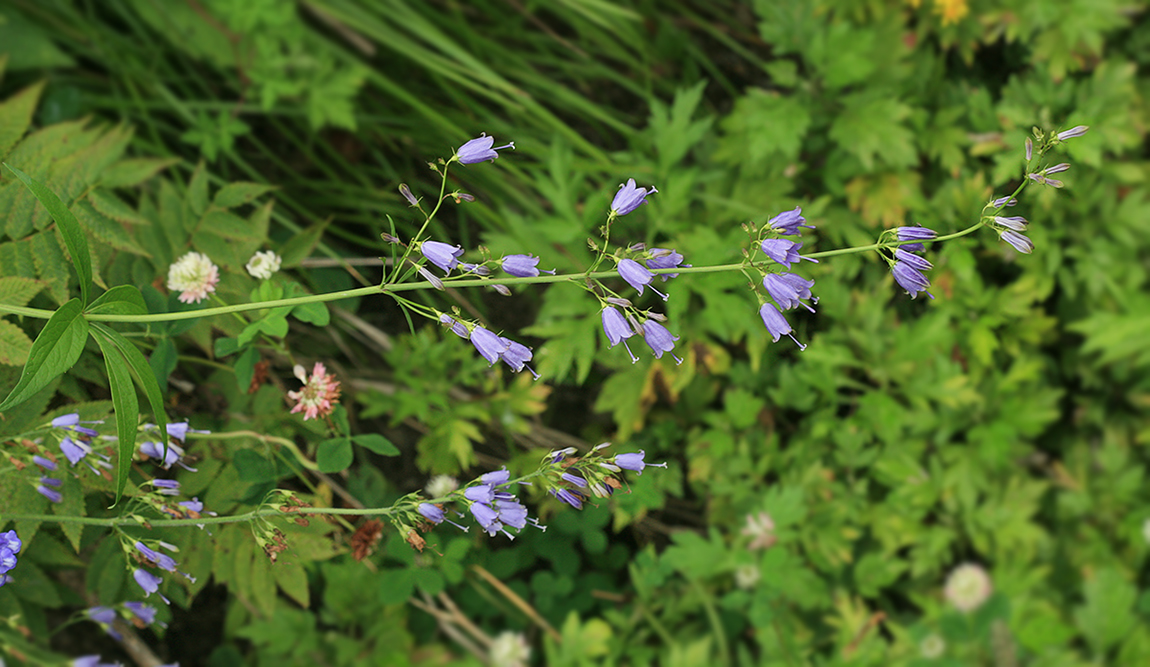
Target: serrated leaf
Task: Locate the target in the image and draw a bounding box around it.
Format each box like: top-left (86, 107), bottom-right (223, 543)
top-left (0, 276), bottom-right (42, 307)
top-left (99, 157), bottom-right (179, 188)
top-left (187, 161), bottom-right (209, 216)
top-left (212, 182), bottom-right (275, 208)
top-left (86, 285), bottom-right (146, 315)
top-left (317, 437), bottom-right (353, 473)
top-left (87, 189), bottom-right (152, 227)
top-left (29, 230), bottom-right (69, 305)
top-left (0, 81), bottom-right (45, 160)
top-left (0, 319), bottom-right (33, 366)
top-left (199, 210), bottom-right (262, 240)
top-left (5, 163), bottom-right (92, 306)
top-left (278, 220), bottom-right (328, 267)
top-left (0, 298), bottom-right (87, 412)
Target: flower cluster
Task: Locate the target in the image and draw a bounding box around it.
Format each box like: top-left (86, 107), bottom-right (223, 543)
top-left (288, 362), bottom-right (342, 421)
top-left (754, 207), bottom-right (819, 348)
top-left (409, 469), bottom-right (540, 549)
top-left (888, 226), bottom-right (937, 299)
top-left (130, 537), bottom-right (195, 604)
top-left (0, 530), bottom-right (22, 587)
top-left (438, 313), bottom-right (539, 379)
top-left (599, 243), bottom-right (689, 365)
top-left (245, 250), bottom-right (282, 280)
top-left (138, 421), bottom-right (206, 471)
top-left (52, 413), bottom-right (112, 480)
top-left (166, 251), bottom-right (219, 304)
top-left (85, 601), bottom-right (164, 641)
top-left (548, 444), bottom-right (665, 510)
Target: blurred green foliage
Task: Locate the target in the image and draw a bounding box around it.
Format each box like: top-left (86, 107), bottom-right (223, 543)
top-left (1, 0), bottom-right (1148, 665)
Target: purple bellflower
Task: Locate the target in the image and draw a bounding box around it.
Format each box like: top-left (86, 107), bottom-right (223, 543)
top-left (551, 488), bottom-right (586, 510)
top-left (470, 326), bottom-right (510, 366)
top-left (1000, 230), bottom-right (1034, 254)
top-left (456, 133), bottom-right (515, 164)
top-left (499, 337), bottom-right (540, 380)
top-left (642, 320), bottom-right (682, 365)
top-left (611, 178), bottom-right (658, 217)
top-left (762, 273), bottom-right (816, 313)
top-left (760, 239), bottom-right (817, 269)
top-left (768, 207), bottom-right (814, 236)
top-left (645, 248), bottom-right (689, 281)
top-left (33, 455), bottom-right (57, 471)
top-left (993, 216), bottom-right (1028, 231)
top-left (614, 450), bottom-right (667, 474)
top-left (891, 261), bottom-right (934, 299)
top-left (894, 226), bottom-right (937, 253)
top-left (37, 478), bottom-right (63, 503)
top-left (439, 313), bottom-right (471, 339)
top-left (601, 307), bottom-right (639, 363)
top-left (759, 303), bottom-right (805, 349)
top-left (501, 254), bottom-right (554, 278)
top-left (420, 241), bottom-right (465, 274)
top-left (618, 259), bottom-right (668, 300)
top-left (133, 569), bottom-right (169, 604)
top-left (480, 468), bottom-right (512, 486)
top-left (139, 440), bottom-right (197, 471)
top-left (1056, 125), bottom-right (1089, 141)
top-left (418, 503), bottom-right (446, 524)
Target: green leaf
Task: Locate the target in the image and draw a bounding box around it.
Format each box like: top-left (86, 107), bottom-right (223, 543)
top-left (0, 276), bottom-right (43, 307)
top-left (234, 449), bottom-right (277, 483)
top-left (291, 301), bottom-right (330, 326)
top-left (212, 182), bottom-right (275, 208)
top-left (86, 285), bottom-right (146, 315)
top-left (187, 161), bottom-right (209, 216)
top-left (148, 337), bottom-right (178, 390)
top-left (1075, 568), bottom-right (1137, 654)
top-left (353, 434), bottom-right (399, 457)
top-left (3, 163), bottom-right (93, 306)
top-left (0, 298), bottom-right (88, 412)
top-left (214, 336), bottom-right (241, 358)
top-left (99, 157), bottom-right (180, 188)
top-left (278, 220), bottom-right (328, 267)
top-left (317, 437), bottom-right (353, 473)
top-left (0, 81), bottom-right (45, 159)
top-left (233, 345), bottom-right (258, 392)
top-left (90, 323), bottom-right (170, 501)
top-left (0, 319), bottom-right (33, 366)
top-left (91, 326), bottom-right (139, 505)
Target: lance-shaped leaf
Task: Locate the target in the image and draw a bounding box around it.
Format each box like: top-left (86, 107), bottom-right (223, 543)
top-left (0, 298), bottom-right (88, 412)
top-left (3, 163), bottom-right (93, 306)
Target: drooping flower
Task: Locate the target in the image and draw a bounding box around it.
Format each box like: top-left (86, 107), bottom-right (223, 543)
top-left (763, 273), bottom-right (816, 312)
top-left (613, 450), bottom-right (667, 474)
top-left (418, 503), bottom-right (446, 524)
top-left (601, 307), bottom-right (639, 363)
top-left (645, 248), bottom-right (689, 281)
top-left (741, 511), bottom-right (777, 550)
top-left (455, 133), bottom-right (515, 164)
top-left (894, 225), bottom-right (937, 253)
top-left (33, 455), bottom-right (57, 471)
top-left (1000, 230), bottom-right (1034, 254)
top-left (990, 196), bottom-right (1017, 209)
top-left (768, 207), bottom-right (813, 236)
top-left (617, 259), bottom-right (668, 300)
top-left (438, 313), bottom-right (471, 339)
top-left (489, 631), bottom-right (531, 667)
top-left (992, 216), bottom-right (1028, 231)
top-left (610, 178), bottom-right (658, 217)
top-left (494, 499), bottom-right (530, 530)
top-left (1056, 125), bottom-right (1089, 141)
top-left (469, 326), bottom-right (510, 366)
top-left (37, 478), bottom-right (63, 503)
top-left (464, 485), bottom-right (496, 504)
top-left (86, 606), bottom-right (123, 640)
top-left (641, 320), bottom-right (682, 364)
top-left (759, 303), bottom-right (804, 349)
top-left (0, 530), bottom-right (22, 585)
top-left (288, 362), bottom-right (342, 421)
top-left (167, 251), bottom-right (220, 304)
top-left (133, 568), bottom-right (169, 604)
top-left (561, 472), bottom-right (588, 488)
top-left (500, 254), bottom-right (554, 278)
top-left (420, 241), bottom-right (465, 274)
top-left (760, 239), bottom-right (817, 269)
top-left (468, 501), bottom-right (503, 535)
top-left (135, 542), bottom-right (178, 573)
top-left (499, 337), bottom-right (540, 379)
top-left (60, 436), bottom-right (93, 466)
top-left (552, 488), bottom-right (586, 510)
top-left (123, 601), bottom-right (159, 626)
top-left (245, 251), bottom-right (282, 280)
top-left (139, 440), bottom-right (197, 472)
top-left (480, 468), bottom-right (511, 486)
top-left (944, 563), bottom-right (992, 612)
top-left (153, 479), bottom-right (181, 496)
top-left (891, 261), bottom-right (934, 300)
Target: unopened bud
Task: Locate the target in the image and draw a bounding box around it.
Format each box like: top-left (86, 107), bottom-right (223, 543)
top-left (647, 311), bottom-right (667, 322)
top-left (452, 192), bottom-right (476, 203)
top-left (381, 233), bottom-right (400, 244)
top-left (628, 242), bottom-right (647, 252)
top-left (418, 266), bottom-right (445, 290)
top-left (605, 297), bottom-right (631, 307)
top-left (1024, 137), bottom-right (1033, 161)
top-left (399, 184), bottom-right (419, 207)
top-left (492, 284), bottom-right (511, 296)
top-left (1044, 162), bottom-right (1070, 174)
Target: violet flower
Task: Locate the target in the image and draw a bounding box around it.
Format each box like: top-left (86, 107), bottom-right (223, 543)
top-left (760, 239), bottom-right (817, 269)
top-left (456, 133), bottom-right (515, 164)
top-left (614, 450), bottom-right (667, 474)
top-left (618, 259), bottom-right (668, 300)
top-left (611, 178), bottom-right (658, 217)
top-left (645, 248), bottom-right (689, 281)
top-left (501, 254), bottom-right (554, 278)
top-left (759, 303), bottom-right (805, 349)
top-left (470, 326), bottom-right (510, 365)
top-left (420, 241), bottom-right (464, 273)
top-left (641, 320), bottom-right (682, 365)
top-left (768, 207), bottom-right (814, 236)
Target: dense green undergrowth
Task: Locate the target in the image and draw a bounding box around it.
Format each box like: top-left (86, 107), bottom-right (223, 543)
top-left (1, 0), bottom-right (1148, 665)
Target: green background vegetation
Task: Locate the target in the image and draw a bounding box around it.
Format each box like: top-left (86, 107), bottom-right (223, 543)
top-left (1, 0), bottom-right (1148, 665)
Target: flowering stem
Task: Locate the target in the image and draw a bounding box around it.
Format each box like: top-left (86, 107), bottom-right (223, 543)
top-left (0, 219), bottom-right (1000, 324)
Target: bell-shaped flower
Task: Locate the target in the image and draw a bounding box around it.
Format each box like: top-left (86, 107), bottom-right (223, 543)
top-left (644, 248), bottom-right (689, 281)
top-left (891, 261), bottom-right (934, 299)
top-left (762, 273), bottom-right (816, 312)
top-left (420, 241), bottom-right (464, 273)
top-left (456, 133), bottom-right (515, 164)
top-left (1000, 230), bottom-right (1034, 254)
top-left (759, 303), bottom-right (805, 349)
top-left (610, 179), bottom-right (658, 217)
top-left (470, 326), bottom-right (510, 366)
top-left (641, 320), bottom-right (682, 364)
top-left (618, 259), bottom-right (668, 300)
top-left (499, 337), bottom-right (539, 379)
top-left (760, 239), bottom-right (817, 269)
top-left (500, 254), bottom-right (554, 278)
top-left (768, 207), bottom-right (814, 236)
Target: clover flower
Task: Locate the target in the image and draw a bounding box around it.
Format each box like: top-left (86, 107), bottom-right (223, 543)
top-left (618, 259), bottom-right (669, 300)
top-left (641, 320), bottom-right (682, 364)
top-left (500, 254), bottom-right (554, 278)
top-left (742, 511), bottom-right (777, 550)
top-left (601, 306), bottom-right (639, 363)
top-left (760, 239), bottom-right (817, 269)
top-left (0, 530), bottom-right (22, 586)
top-left (426, 474), bottom-right (459, 498)
top-left (768, 207), bottom-right (814, 236)
top-left (611, 178), bottom-right (658, 217)
top-left (244, 250), bottom-right (282, 280)
top-left (891, 249), bottom-right (934, 299)
top-left (489, 631), bottom-right (531, 667)
top-left (420, 240), bottom-right (465, 273)
top-left (735, 564), bottom-right (761, 589)
top-left (645, 248), bottom-right (689, 281)
top-left (167, 251), bottom-right (220, 304)
top-left (920, 635), bottom-right (946, 659)
top-left (455, 133), bottom-right (515, 164)
top-left (944, 563), bottom-right (992, 612)
top-left (758, 303), bottom-right (804, 349)
top-left (288, 362), bottom-right (342, 421)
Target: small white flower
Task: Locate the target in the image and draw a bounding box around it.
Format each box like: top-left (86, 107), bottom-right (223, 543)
top-left (488, 631), bottom-right (530, 667)
top-left (245, 251), bottom-right (282, 280)
top-left (425, 475), bottom-right (458, 499)
top-left (167, 252), bottom-right (219, 304)
top-left (920, 633), bottom-right (946, 659)
top-left (734, 564), bottom-right (761, 590)
top-left (944, 563), bottom-right (992, 613)
top-left (741, 511), bottom-right (777, 550)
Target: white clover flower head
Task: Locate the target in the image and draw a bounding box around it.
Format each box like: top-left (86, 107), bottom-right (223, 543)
top-left (167, 252), bottom-right (219, 304)
top-left (741, 511), bottom-right (777, 550)
top-left (1142, 518), bottom-right (1150, 545)
top-left (735, 564), bottom-right (761, 590)
top-left (944, 563), bottom-right (992, 613)
top-left (920, 633), bottom-right (946, 659)
top-left (426, 475), bottom-right (459, 499)
top-left (488, 631), bottom-right (530, 667)
top-left (245, 250), bottom-right (282, 280)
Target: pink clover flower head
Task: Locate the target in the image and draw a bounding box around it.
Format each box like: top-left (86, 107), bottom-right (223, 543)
top-left (455, 133), bottom-right (515, 164)
top-left (613, 450), bottom-right (667, 474)
top-left (741, 511), bottom-right (778, 550)
top-left (768, 206), bottom-right (814, 236)
top-left (288, 362), bottom-right (342, 421)
top-left (245, 250), bottom-right (282, 280)
top-left (611, 178), bottom-right (658, 217)
top-left (944, 563), bottom-right (992, 613)
top-left (641, 320), bottom-right (682, 364)
top-left (166, 251), bottom-right (219, 304)
top-left (420, 240), bottom-right (465, 274)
